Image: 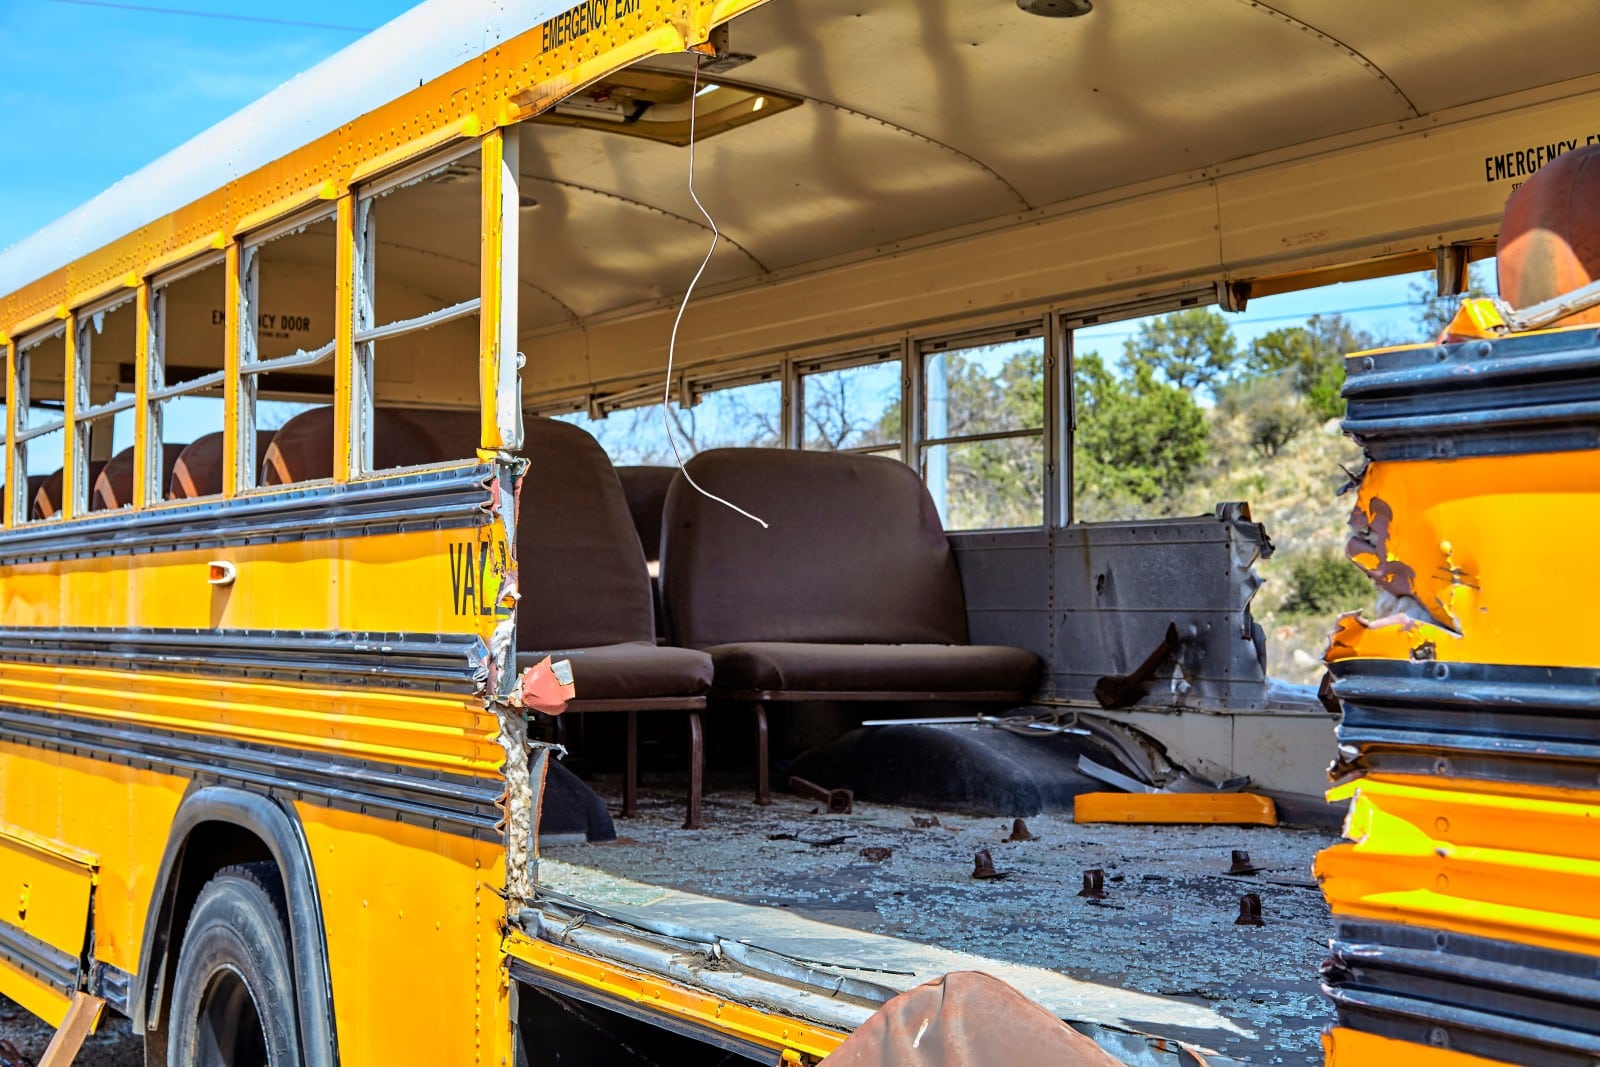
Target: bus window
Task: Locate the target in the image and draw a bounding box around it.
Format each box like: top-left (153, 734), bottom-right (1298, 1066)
top-left (682, 375), bottom-right (780, 452)
top-left (12, 326), bottom-right (68, 521)
top-left (72, 295), bottom-right (137, 511)
top-left (151, 257), bottom-right (227, 500)
top-left (798, 352), bottom-right (902, 459)
top-left (238, 212), bottom-right (336, 489)
top-left (356, 149), bottom-right (483, 474)
top-left (920, 326), bottom-right (1045, 530)
top-left (557, 376), bottom-right (781, 465)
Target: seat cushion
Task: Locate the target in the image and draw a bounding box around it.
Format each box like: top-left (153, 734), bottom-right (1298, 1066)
top-left (518, 642), bottom-right (712, 702)
top-left (705, 642), bottom-right (1040, 696)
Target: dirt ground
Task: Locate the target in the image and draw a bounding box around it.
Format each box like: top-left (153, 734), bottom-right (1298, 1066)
top-left (0, 997), bottom-right (142, 1067)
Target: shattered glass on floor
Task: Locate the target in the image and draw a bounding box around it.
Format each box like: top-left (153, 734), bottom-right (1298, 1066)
top-left (542, 784), bottom-right (1340, 1065)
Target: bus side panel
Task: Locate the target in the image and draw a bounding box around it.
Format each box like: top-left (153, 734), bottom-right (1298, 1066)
top-left (0, 740), bottom-right (188, 1003)
top-left (296, 804), bottom-right (511, 1067)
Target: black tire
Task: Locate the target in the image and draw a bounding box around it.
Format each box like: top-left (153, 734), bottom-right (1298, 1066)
top-left (167, 862), bottom-right (302, 1067)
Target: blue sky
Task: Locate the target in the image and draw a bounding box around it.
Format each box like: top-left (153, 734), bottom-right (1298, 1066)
top-left (0, 0), bottom-right (414, 251)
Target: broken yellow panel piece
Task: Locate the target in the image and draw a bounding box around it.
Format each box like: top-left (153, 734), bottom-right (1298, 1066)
top-left (1073, 792), bottom-right (1277, 825)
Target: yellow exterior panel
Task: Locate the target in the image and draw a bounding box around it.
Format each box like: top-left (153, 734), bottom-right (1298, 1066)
top-left (298, 803), bottom-right (511, 1067)
top-left (0, 826), bottom-right (93, 970)
top-left (0, 741), bottom-right (187, 976)
top-left (0, 521), bottom-right (504, 634)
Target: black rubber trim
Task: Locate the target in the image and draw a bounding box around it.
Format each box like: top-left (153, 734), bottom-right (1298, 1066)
top-left (1341, 326), bottom-right (1600, 460)
top-left (0, 706), bottom-right (500, 840)
top-left (509, 958), bottom-right (781, 1065)
top-left (1325, 921), bottom-right (1600, 1067)
top-left (135, 787), bottom-right (340, 1067)
top-left (1330, 658), bottom-right (1600, 787)
top-left (0, 919), bottom-right (79, 997)
top-left (0, 627), bottom-right (487, 692)
top-left (0, 462), bottom-right (492, 564)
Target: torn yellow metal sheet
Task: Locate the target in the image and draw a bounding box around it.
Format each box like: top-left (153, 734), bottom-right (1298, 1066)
top-left (1072, 792), bottom-right (1277, 826)
top-left (1329, 445), bottom-right (1600, 668)
top-left (502, 929), bottom-right (847, 1061)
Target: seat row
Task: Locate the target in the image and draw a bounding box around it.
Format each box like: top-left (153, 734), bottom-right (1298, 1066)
top-left (18, 406), bottom-right (479, 518)
top-left (515, 417), bottom-right (1041, 828)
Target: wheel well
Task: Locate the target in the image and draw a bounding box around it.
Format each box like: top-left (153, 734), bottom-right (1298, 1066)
top-left (145, 821), bottom-right (276, 1040)
top-left (135, 786), bottom-right (339, 1067)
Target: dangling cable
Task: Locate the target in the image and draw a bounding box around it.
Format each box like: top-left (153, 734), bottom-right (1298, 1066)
top-left (661, 53), bottom-right (769, 529)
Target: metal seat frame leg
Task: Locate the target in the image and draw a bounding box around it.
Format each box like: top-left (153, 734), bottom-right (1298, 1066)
top-left (754, 703), bottom-right (771, 806)
top-left (684, 710), bottom-right (705, 830)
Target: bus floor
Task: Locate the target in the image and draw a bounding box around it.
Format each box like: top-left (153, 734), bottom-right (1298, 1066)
top-left (539, 784), bottom-right (1339, 1066)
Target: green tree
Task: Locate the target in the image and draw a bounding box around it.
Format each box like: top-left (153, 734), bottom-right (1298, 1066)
top-left (1124, 307), bottom-right (1238, 394)
top-left (1074, 351), bottom-right (1208, 507)
top-left (1244, 314), bottom-right (1371, 423)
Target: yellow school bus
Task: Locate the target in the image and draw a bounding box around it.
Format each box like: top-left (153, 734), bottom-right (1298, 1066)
top-left (4, 1), bottom-right (1600, 1064)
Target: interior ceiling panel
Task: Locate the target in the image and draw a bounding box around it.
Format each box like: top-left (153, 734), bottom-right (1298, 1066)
top-left (514, 173), bottom-right (755, 323)
top-left (1264, 0), bottom-right (1600, 116)
top-left (707, 0), bottom-right (1417, 207)
top-left (514, 0), bottom-right (1599, 331)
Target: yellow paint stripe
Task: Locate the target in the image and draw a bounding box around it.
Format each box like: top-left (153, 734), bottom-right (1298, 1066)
top-left (0, 663), bottom-right (498, 776)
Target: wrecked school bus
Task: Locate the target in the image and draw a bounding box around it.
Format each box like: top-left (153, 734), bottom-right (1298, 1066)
top-left (1, 1), bottom-right (1598, 1064)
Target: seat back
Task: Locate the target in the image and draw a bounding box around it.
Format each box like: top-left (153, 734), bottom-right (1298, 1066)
top-left (168, 432), bottom-right (275, 499)
top-left (516, 418), bottom-right (656, 650)
top-left (261, 406), bottom-right (478, 485)
top-left (92, 444), bottom-right (180, 511)
top-left (616, 466), bottom-right (677, 564)
top-left (660, 449), bottom-right (970, 648)
top-left (32, 462), bottom-right (108, 520)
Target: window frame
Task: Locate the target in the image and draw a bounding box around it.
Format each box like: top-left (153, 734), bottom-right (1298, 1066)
top-left (916, 319), bottom-right (1050, 532)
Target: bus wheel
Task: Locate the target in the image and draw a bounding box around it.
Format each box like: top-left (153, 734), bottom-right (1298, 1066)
top-left (168, 862), bottom-right (301, 1067)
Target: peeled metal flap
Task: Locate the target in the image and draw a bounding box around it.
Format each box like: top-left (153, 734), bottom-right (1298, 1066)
top-left (822, 970), bottom-right (1124, 1067)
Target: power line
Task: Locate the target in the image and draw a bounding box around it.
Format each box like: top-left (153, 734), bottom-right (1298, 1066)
top-left (42, 0), bottom-right (372, 33)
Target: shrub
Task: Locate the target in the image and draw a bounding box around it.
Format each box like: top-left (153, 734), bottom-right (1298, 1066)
top-left (1281, 551), bottom-right (1371, 616)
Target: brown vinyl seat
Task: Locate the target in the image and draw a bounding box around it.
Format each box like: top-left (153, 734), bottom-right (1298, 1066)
top-left (92, 444), bottom-right (181, 511)
top-left (515, 419), bottom-right (714, 827)
top-left (616, 466), bottom-right (676, 564)
top-left (168, 432), bottom-right (275, 499)
top-left (659, 448), bottom-right (1041, 803)
top-left (260, 406), bottom-right (478, 484)
top-left (616, 465), bottom-right (677, 635)
top-left (32, 461), bottom-right (108, 520)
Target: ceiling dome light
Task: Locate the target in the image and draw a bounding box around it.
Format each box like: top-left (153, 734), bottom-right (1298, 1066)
top-left (1017, 0), bottom-right (1092, 16)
